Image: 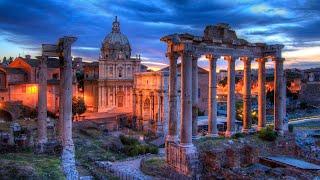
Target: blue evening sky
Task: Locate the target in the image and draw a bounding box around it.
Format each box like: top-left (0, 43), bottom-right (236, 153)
top-left (0, 0), bottom-right (319, 70)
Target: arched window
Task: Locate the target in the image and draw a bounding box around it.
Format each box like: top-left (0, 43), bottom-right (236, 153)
top-left (119, 67), bottom-right (122, 78)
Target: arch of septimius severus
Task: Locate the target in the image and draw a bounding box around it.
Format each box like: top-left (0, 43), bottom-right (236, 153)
top-left (161, 23), bottom-right (287, 176)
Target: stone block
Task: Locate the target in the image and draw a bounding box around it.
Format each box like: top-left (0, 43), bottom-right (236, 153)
top-left (225, 147), bottom-right (241, 168)
top-left (201, 148), bottom-right (225, 171)
top-left (166, 142), bottom-right (199, 178)
top-left (240, 145), bottom-right (259, 167)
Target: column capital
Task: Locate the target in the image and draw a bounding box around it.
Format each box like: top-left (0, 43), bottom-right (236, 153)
top-left (205, 54), bottom-right (219, 61)
top-left (256, 57), bottom-right (267, 63)
top-left (272, 57), bottom-right (285, 62)
top-left (166, 52), bottom-right (179, 60)
top-left (240, 57), bottom-right (254, 63)
top-left (223, 55), bottom-right (237, 62)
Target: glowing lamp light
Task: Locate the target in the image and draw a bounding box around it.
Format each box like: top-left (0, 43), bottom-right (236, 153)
top-left (27, 85), bottom-right (38, 94)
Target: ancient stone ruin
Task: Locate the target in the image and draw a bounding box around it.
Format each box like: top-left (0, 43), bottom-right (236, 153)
top-left (161, 23), bottom-right (287, 177)
top-left (38, 36), bottom-right (78, 179)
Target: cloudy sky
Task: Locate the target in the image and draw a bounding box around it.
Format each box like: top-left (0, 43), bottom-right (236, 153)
top-left (0, 0), bottom-right (319, 70)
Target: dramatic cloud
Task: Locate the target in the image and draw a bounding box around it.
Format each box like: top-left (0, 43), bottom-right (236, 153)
top-left (0, 0), bottom-right (319, 69)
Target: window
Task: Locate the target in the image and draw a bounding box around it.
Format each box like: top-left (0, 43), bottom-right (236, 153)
top-left (119, 68), bottom-right (122, 78)
top-left (198, 88), bottom-right (201, 98)
top-left (52, 73), bottom-right (59, 79)
top-left (109, 67), bottom-right (113, 76)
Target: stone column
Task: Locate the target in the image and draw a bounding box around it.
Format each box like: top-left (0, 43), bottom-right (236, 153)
top-left (241, 57), bottom-right (252, 133)
top-left (58, 57), bottom-right (64, 143)
top-left (37, 56), bottom-right (48, 145)
top-left (256, 58), bottom-right (267, 131)
top-left (274, 58), bottom-right (285, 135)
top-left (207, 54), bottom-right (218, 137)
top-left (282, 75), bottom-right (288, 131)
top-left (61, 38), bottom-right (76, 150)
top-left (166, 52), bottom-right (179, 143)
top-left (180, 51), bottom-right (193, 146)
top-left (192, 55), bottom-right (199, 138)
top-left (225, 56), bottom-right (236, 137)
top-left (60, 37), bottom-right (78, 179)
top-left (157, 92), bottom-right (162, 134)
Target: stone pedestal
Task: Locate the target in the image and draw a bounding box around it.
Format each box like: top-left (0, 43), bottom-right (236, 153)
top-left (166, 142), bottom-right (199, 177)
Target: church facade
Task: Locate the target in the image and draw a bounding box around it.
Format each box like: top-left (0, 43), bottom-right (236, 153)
top-left (97, 17), bottom-right (145, 112)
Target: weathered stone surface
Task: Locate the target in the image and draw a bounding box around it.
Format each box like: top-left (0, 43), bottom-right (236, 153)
top-left (166, 142), bottom-right (199, 178)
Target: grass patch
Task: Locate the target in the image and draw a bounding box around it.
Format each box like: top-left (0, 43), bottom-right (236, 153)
top-left (140, 157), bottom-right (169, 178)
top-left (74, 129), bottom-right (125, 179)
top-left (0, 152), bottom-right (64, 179)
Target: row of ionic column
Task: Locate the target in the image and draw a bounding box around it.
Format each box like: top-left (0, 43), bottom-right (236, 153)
top-left (166, 52), bottom-right (286, 145)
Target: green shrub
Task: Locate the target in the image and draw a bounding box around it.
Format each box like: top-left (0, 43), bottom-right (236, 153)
top-left (121, 144), bottom-right (158, 157)
top-left (231, 132), bottom-right (244, 139)
top-left (145, 145), bottom-right (158, 154)
top-left (119, 135), bottom-right (139, 146)
top-left (258, 127), bottom-right (277, 141)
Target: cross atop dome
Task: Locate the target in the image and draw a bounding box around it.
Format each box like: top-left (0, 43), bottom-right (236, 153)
top-left (112, 16), bottom-right (120, 33)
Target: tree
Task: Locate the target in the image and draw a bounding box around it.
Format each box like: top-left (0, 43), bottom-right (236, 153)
top-left (72, 97), bottom-right (86, 120)
top-left (8, 56), bottom-right (13, 62)
top-left (75, 71), bottom-right (84, 90)
top-left (2, 56), bottom-right (7, 63)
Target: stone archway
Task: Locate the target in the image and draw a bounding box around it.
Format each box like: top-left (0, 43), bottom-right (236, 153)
top-left (143, 98), bottom-right (150, 120)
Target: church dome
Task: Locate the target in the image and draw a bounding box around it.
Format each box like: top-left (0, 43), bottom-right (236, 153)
top-left (101, 16), bottom-right (131, 60)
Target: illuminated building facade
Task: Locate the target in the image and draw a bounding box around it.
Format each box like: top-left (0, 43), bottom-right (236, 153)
top-left (0, 56), bottom-right (78, 113)
top-left (84, 17), bottom-right (146, 113)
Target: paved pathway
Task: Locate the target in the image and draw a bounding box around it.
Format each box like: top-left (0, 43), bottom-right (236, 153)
top-left (96, 149), bottom-right (165, 180)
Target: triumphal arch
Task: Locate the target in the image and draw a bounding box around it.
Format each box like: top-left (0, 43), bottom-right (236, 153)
top-left (161, 23), bottom-right (286, 176)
